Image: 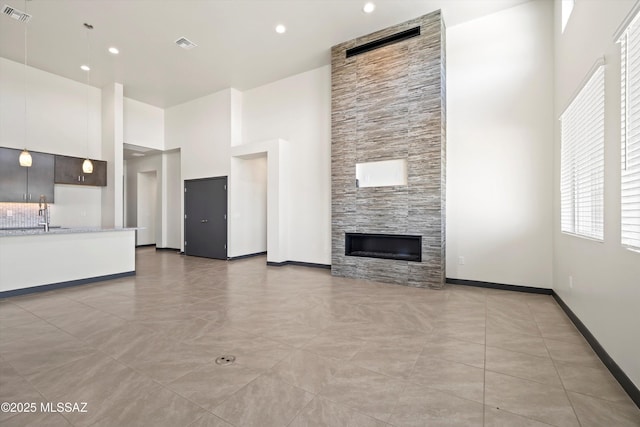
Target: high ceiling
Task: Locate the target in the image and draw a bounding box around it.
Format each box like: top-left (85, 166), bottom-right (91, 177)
top-left (0, 0), bottom-right (530, 108)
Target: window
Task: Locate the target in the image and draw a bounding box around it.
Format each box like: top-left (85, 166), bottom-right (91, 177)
top-left (560, 65), bottom-right (605, 241)
top-left (620, 16), bottom-right (640, 250)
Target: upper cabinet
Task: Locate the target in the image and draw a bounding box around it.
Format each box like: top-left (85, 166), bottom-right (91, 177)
top-left (0, 147), bottom-right (55, 203)
top-left (54, 155), bottom-right (107, 187)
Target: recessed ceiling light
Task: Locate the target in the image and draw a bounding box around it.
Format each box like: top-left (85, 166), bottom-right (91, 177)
top-left (363, 2), bottom-right (375, 13)
top-left (80, 64), bottom-right (90, 71)
top-left (275, 24), bottom-right (286, 34)
top-left (108, 47), bottom-right (119, 54)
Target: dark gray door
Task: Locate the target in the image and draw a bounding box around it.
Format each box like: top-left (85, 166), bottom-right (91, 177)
top-left (184, 177), bottom-right (227, 259)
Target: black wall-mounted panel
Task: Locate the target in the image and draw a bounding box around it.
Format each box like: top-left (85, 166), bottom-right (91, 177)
top-left (345, 233), bottom-right (422, 262)
top-left (346, 27), bottom-right (421, 58)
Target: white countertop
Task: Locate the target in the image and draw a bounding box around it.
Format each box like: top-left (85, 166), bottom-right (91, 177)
top-left (0, 227), bottom-right (137, 238)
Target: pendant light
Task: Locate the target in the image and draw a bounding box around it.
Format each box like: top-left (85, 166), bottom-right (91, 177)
top-left (19, 0), bottom-right (32, 168)
top-left (82, 23), bottom-right (93, 174)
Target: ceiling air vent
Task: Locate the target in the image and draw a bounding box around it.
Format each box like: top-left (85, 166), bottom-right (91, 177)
top-left (2, 4), bottom-right (32, 23)
top-left (175, 37), bottom-right (197, 50)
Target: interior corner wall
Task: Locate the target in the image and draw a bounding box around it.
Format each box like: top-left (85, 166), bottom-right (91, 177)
top-left (125, 153), bottom-right (163, 244)
top-left (241, 66), bottom-right (331, 265)
top-left (0, 57), bottom-right (102, 227)
top-left (124, 97), bottom-right (165, 150)
top-left (162, 150), bottom-right (181, 249)
top-left (228, 155), bottom-right (267, 257)
top-left (165, 88), bottom-right (232, 251)
top-left (553, 0), bottom-right (640, 389)
top-left (101, 83), bottom-right (124, 228)
top-left (446, 0), bottom-right (554, 288)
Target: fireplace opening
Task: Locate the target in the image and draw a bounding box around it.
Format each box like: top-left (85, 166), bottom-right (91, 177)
top-left (345, 233), bottom-right (422, 262)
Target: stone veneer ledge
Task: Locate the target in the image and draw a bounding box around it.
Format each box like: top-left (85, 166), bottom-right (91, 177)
top-left (331, 11), bottom-right (446, 289)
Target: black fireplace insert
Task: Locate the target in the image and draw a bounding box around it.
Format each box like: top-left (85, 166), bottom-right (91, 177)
top-left (345, 233), bottom-right (422, 262)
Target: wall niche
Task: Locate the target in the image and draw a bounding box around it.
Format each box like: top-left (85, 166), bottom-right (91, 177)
top-left (331, 10), bottom-right (446, 289)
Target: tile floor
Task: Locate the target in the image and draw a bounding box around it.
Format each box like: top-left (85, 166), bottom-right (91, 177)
top-left (0, 247), bottom-right (638, 426)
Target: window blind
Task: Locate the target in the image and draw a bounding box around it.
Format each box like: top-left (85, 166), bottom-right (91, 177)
top-left (560, 66), bottom-right (605, 241)
top-left (621, 18), bottom-right (640, 250)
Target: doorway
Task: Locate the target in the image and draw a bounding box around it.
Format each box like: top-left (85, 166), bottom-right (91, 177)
top-left (184, 176), bottom-right (228, 259)
top-left (136, 171), bottom-right (158, 246)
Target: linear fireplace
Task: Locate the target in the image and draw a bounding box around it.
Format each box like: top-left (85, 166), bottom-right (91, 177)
top-left (345, 233), bottom-right (422, 262)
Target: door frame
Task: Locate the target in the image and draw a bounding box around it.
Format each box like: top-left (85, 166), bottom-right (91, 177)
top-left (184, 176), bottom-right (228, 259)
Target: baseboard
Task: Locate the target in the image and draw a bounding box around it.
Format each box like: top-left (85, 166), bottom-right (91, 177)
top-left (136, 244), bottom-right (156, 248)
top-left (446, 278), bottom-right (553, 295)
top-left (0, 271), bottom-right (136, 299)
top-left (552, 293), bottom-right (640, 408)
top-left (155, 247), bottom-right (181, 252)
top-left (266, 260), bottom-right (331, 269)
top-left (228, 251), bottom-right (267, 261)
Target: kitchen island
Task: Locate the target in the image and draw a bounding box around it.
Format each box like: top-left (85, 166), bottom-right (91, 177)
top-left (0, 227), bottom-right (136, 297)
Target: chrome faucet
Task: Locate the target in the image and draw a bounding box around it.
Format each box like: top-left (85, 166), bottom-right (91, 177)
top-left (38, 195), bottom-right (50, 232)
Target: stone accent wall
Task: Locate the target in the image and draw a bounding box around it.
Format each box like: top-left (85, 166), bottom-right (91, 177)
top-left (331, 11), bottom-right (446, 289)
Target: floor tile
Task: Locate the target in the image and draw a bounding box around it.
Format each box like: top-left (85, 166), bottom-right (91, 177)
top-left (0, 411), bottom-right (72, 427)
top-left (0, 329), bottom-right (95, 377)
top-left (0, 318), bottom-right (61, 344)
top-left (567, 391), bottom-right (640, 427)
top-left (555, 360), bottom-right (632, 403)
top-left (409, 353), bottom-right (485, 403)
top-left (486, 330), bottom-right (549, 358)
top-left (269, 349), bottom-right (341, 393)
top-left (422, 334), bottom-right (485, 368)
top-left (167, 362), bottom-right (261, 410)
top-left (0, 301), bottom-right (43, 328)
top-left (350, 341), bottom-right (424, 379)
top-left (544, 337), bottom-right (601, 366)
top-left (484, 406), bottom-right (555, 426)
top-left (319, 364), bottom-right (408, 422)
top-left (289, 396), bottom-right (389, 427)
top-left (389, 382), bottom-right (484, 426)
top-left (89, 385), bottom-right (207, 427)
top-left (212, 374), bottom-right (314, 427)
top-left (0, 360), bottom-right (45, 422)
top-left (302, 331), bottom-right (367, 360)
top-left (485, 371), bottom-right (579, 427)
top-left (485, 346), bottom-right (562, 387)
top-left (536, 319), bottom-right (584, 343)
top-left (187, 412), bottom-right (234, 427)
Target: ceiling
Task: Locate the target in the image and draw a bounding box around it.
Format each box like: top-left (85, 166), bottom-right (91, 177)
top-left (0, 0), bottom-right (530, 108)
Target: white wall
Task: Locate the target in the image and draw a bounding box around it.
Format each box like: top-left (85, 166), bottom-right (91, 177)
top-left (553, 0), bottom-right (640, 389)
top-left (162, 150), bottom-right (181, 249)
top-left (446, 0), bottom-right (555, 288)
top-left (0, 57), bottom-right (102, 227)
top-left (101, 83), bottom-right (124, 228)
top-left (124, 97), bottom-right (165, 150)
top-left (124, 154), bottom-right (163, 245)
top-left (241, 66), bottom-right (331, 264)
top-left (165, 88), bottom-right (232, 251)
top-left (229, 155), bottom-right (267, 257)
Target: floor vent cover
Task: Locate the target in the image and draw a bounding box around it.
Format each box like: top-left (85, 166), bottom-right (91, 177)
top-left (215, 355), bottom-right (236, 366)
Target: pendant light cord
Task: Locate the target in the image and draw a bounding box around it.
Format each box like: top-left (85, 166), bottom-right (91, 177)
top-left (23, 0), bottom-right (27, 148)
top-left (86, 25), bottom-right (90, 159)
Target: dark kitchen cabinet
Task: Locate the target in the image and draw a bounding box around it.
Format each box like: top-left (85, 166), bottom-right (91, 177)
top-left (0, 147), bottom-right (55, 203)
top-left (54, 155), bottom-right (107, 187)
